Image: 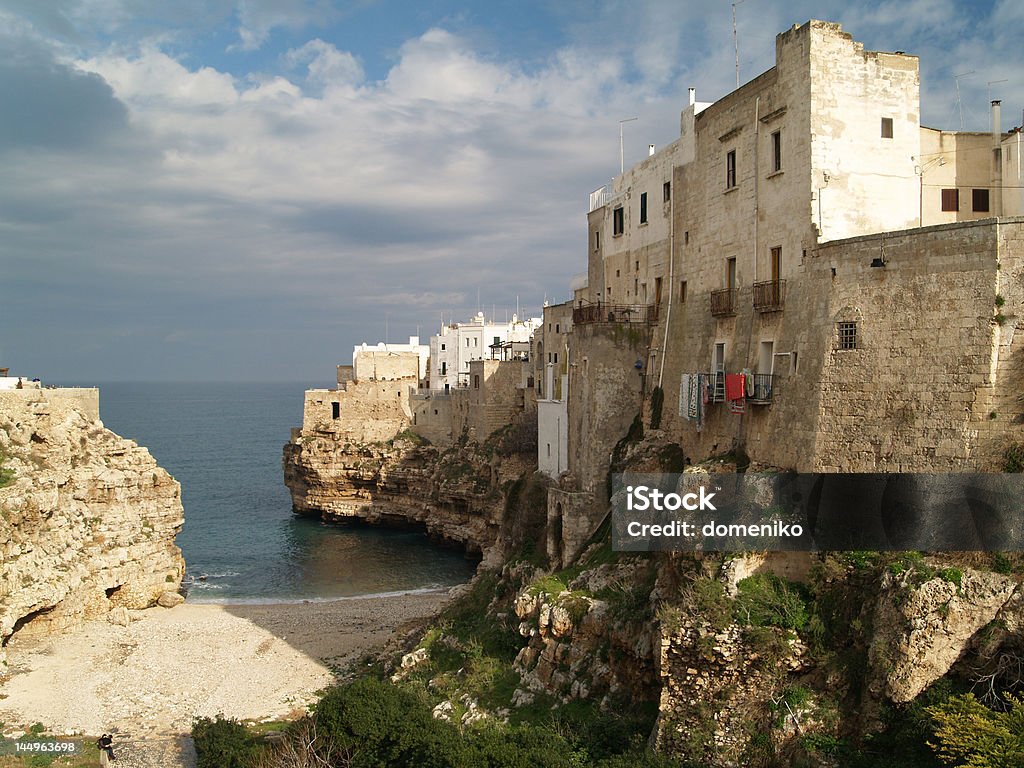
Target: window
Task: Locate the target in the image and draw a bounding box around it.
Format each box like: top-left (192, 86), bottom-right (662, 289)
top-left (770, 246), bottom-right (781, 282)
top-left (635, 260), bottom-right (639, 271)
top-left (440, 343), bottom-right (445, 351)
top-left (594, 230), bottom-right (600, 250)
top-left (771, 130), bottom-right (782, 172)
top-left (679, 280), bottom-right (687, 303)
top-left (684, 231), bottom-right (689, 245)
top-left (941, 188), bottom-right (959, 212)
top-left (663, 181), bottom-right (671, 202)
top-left (555, 324), bottom-right (559, 333)
top-left (838, 322), bottom-right (858, 350)
top-left (726, 257), bottom-right (737, 289)
top-left (973, 188), bottom-right (990, 212)
top-left (473, 375), bottom-right (480, 389)
top-left (332, 402), bottom-right (340, 419)
top-left (547, 353), bottom-right (552, 363)
top-left (554, 353), bottom-right (558, 364)
top-left (615, 269), bottom-right (620, 277)
top-left (881, 117), bottom-right (893, 139)
top-left (440, 362), bottom-right (447, 375)
top-left (639, 192), bottom-right (648, 224)
top-left (726, 149), bottom-right (737, 188)
top-left (613, 206), bottom-right (624, 235)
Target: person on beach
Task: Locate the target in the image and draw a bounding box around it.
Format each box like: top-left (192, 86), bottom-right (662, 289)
top-left (97, 733), bottom-right (115, 764)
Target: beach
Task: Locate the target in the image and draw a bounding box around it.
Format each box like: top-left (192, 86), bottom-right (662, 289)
top-left (0, 591), bottom-right (449, 764)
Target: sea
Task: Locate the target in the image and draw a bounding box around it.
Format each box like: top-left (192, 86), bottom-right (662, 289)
top-left (76, 381), bottom-right (478, 603)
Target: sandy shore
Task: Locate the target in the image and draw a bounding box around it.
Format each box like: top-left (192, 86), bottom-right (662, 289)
top-left (0, 591), bottom-right (449, 739)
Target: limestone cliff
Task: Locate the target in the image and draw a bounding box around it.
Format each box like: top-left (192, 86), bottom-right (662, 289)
top-left (0, 390), bottom-right (185, 664)
top-left (283, 432), bottom-right (537, 563)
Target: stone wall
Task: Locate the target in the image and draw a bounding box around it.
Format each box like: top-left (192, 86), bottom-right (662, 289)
top-left (0, 389), bottom-right (184, 662)
top-left (302, 378), bottom-right (415, 445)
top-left (656, 218), bottom-right (1024, 472)
top-left (566, 323), bottom-right (651, 495)
top-left (354, 349), bottom-right (421, 382)
top-left (410, 390), bottom-right (453, 446)
top-left (0, 388), bottom-right (100, 423)
top-left (468, 359), bottom-right (525, 443)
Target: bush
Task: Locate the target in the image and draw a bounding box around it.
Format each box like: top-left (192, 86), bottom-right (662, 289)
top-left (192, 715), bottom-right (262, 768)
top-left (733, 574), bottom-right (809, 630)
top-left (928, 693), bottom-right (1024, 767)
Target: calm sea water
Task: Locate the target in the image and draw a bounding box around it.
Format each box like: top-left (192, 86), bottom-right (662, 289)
top-left (75, 382), bottom-right (477, 603)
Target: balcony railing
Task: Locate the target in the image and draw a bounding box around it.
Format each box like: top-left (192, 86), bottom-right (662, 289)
top-left (572, 302), bottom-right (659, 325)
top-left (752, 280), bottom-right (786, 312)
top-left (748, 374), bottom-right (776, 403)
top-left (710, 289), bottom-right (736, 317)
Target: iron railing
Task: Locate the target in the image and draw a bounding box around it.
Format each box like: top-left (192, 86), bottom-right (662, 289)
top-left (752, 280), bottom-right (786, 312)
top-left (710, 289), bottom-right (736, 317)
top-left (572, 302), bottom-right (659, 325)
top-left (748, 373), bottom-right (776, 403)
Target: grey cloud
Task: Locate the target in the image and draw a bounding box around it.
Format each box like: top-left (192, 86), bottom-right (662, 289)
top-left (0, 34), bottom-right (132, 152)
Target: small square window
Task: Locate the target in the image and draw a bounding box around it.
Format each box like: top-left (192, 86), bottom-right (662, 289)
top-left (838, 322), bottom-right (858, 350)
top-left (881, 117), bottom-right (893, 139)
top-left (613, 206), bottom-right (624, 235)
top-left (941, 188), bottom-right (959, 212)
top-left (639, 192), bottom-right (648, 224)
top-left (973, 188), bottom-right (990, 212)
top-left (663, 181), bottom-right (671, 202)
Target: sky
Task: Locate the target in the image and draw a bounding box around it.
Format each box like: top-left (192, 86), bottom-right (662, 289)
top-left (1, 0), bottom-right (1020, 382)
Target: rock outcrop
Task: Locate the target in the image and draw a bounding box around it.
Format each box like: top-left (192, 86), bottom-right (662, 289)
top-left (0, 390), bottom-right (185, 664)
top-left (283, 433), bottom-right (536, 563)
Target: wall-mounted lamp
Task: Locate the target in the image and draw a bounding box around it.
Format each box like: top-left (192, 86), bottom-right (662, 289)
top-left (870, 257), bottom-right (886, 268)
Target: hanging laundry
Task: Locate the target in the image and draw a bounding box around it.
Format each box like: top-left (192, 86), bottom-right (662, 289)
top-left (725, 373), bottom-right (745, 401)
top-left (688, 374), bottom-right (699, 420)
top-left (679, 374), bottom-right (687, 418)
top-left (729, 399), bottom-right (746, 415)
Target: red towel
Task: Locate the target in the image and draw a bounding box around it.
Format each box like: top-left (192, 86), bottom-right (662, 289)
top-left (725, 373), bottom-right (745, 401)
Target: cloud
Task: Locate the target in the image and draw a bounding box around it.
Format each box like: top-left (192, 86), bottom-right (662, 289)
top-left (1, 0), bottom-right (1022, 381)
top-left (233, 0), bottom-right (343, 51)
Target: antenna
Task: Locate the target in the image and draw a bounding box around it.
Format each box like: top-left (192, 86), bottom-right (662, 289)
top-left (732, 0), bottom-right (746, 88)
top-left (619, 117), bottom-right (638, 174)
top-left (988, 78), bottom-right (1008, 104)
top-left (954, 71), bottom-right (975, 130)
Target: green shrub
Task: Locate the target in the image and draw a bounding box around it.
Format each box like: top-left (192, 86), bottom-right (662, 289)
top-left (1004, 443), bottom-right (1024, 473)
top-left (928, 693), bottom-right (1024, 767)
top-left (192, 715), bottom-right (262, 768)
top-left (0, 451), bottom-right (14, 489)
top-left (733, 574), bottom-right (809, 630)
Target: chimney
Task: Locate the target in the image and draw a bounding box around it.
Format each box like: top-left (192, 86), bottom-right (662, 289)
top-left (688, 87), bottom-right (696, 106)
top-left (992, 100), bottom-right (1003, 217)
top-left (648, 144), bottom-right (656, 156)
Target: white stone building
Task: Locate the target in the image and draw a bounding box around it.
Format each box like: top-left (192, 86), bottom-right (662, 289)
top-left (429, 313), bottom-right (540, 392)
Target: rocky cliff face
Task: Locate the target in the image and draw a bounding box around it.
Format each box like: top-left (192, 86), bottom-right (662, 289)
top-left (0, 391), bottom-right (185, 665)
top-left (283, 433), bottom-right (536, 564)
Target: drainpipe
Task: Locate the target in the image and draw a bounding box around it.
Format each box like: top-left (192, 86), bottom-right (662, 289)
top-left (658, 164), bottom-right (675, 390)
top-left (992, 100), bottom-right (1003, 217)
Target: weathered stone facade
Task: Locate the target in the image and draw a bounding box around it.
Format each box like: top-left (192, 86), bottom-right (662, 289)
top-left (0, 389), bottom-right (185, 663)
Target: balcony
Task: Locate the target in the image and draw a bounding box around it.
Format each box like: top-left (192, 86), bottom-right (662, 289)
top-left (748, 374), bottom-right (776, 404)
top-left (710, 289), bottom-right (736, 317)
top-left (572, 302), bottom-right (659, 325)
top-left (752, 280), bottom-right (786, 312)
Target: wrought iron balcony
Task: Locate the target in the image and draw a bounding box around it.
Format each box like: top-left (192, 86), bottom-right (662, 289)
top-left (710, 288), bottom-right (736, 317)
top-left (748, 374), bottom-right (776, 404)
top-left (572, 302), bottom-right (659, 325)
top-left (752, 280), bottom-right (786, 312)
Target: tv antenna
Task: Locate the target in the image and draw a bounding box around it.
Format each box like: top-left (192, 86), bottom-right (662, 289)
top-left (732, 0), bottom-right (746, 88)
top-left (988, 78), bottom-right (1008, 103)
top-left (953, 70), bottom-right (975, 130)
top-left (619, 117), bottom-right (638, 174)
